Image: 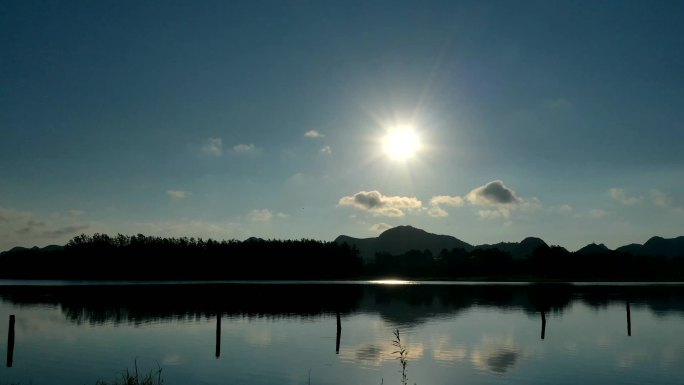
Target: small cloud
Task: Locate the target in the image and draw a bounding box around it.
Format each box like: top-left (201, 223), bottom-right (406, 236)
top-left (466, 180), bottom-right (523, 206)
top-left (247, 209), bottom-right (274, 222)
top-left (304, 130), bottom-right (324, 138)
top-left (478, 208), bottom-right (511, 219)
top-left (276, 212), bottom-right (288, 219)
top-left (320, 145), bottom-right (332, 155)
top-left (369, 223), bottom-right (393, 232)
top-left (609, 188), bottom-right (642, 205)
top-left (338, 190), bottom-right (422, 217)
top-left (558, 204), bottom-right (573, 213)
top-left (427, 206), bottom-right (449, 217)
top-left (201, 137), bottom-right (223, 157)
top-left (650, 189), bottom-right (672, 208)
top-left (520, 197), bottom-right (542, 211)
top-left (167, 190), bottom-right (190, 201)
top-left (430, 195), bottom-right (465, 207)
top-left (590, 209), bottom-right (608, 218)
top-left (233, 143), bottom-right (257, 153)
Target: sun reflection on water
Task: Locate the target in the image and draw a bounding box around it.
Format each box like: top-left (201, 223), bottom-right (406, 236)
top-left (368, 279), bottom-right (418, 285)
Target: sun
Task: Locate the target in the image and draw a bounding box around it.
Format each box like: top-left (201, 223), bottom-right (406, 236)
top-left (382, 126), bottom-right (422, 161)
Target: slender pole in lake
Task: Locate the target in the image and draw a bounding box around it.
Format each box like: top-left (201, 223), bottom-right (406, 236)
top-left (626, 301), bottom-right (631, 337)
top-left (7, 314), bottom-right (15, 367)
top-left (216, 313), bottom-right (221, 358)
top-left (541, 311), bottom-right (546, 340)
top-left (336, 311), bottom-right (341, 354)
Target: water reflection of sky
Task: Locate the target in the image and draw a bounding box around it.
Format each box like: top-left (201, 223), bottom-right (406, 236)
top-left (2, 289), bottom-right (684, 385)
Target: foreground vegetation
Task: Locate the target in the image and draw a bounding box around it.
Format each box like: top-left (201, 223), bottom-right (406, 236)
top-left (96, 362), bottom-right (163, 385)
top-left (1, 233), bottom-right (683, 280)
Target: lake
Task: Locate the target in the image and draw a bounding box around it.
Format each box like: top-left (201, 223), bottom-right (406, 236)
top-left (1, 281), bottom-right (684, 384)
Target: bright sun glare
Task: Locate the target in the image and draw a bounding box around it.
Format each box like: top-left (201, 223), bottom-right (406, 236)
top-left (382, 127), bottom-right (421, 161)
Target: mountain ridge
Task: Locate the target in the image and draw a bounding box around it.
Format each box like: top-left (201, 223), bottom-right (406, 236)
top-left (335, 225), bottom-right (684, 261)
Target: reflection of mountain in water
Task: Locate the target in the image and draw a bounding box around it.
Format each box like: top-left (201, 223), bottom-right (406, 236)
top-left (1, 283), bottom-right (684, 325)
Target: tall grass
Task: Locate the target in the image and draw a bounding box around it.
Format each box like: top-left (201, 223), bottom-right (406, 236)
top-left (391, 329), bottom-right (408, 385)
top-left (95, 360), bottom-right (163, 385)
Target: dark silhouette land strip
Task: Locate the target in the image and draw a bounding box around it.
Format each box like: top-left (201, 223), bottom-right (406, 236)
top-left (1, 226), bottom-right (684, 280)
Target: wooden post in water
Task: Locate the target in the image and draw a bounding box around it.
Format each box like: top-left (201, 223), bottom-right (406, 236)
top-left (626, 301), bottom-right (631, 337)
top-left (335, 311), bottom-right (341, 354)
top-left (215, 313), bottom-right (221, 358)
top-left (7, 315), bottom-right (15, 367)
top-left (540, 311), bottom-right (546, 340)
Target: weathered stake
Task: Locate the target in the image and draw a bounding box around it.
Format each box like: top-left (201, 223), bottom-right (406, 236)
top-left (7, 315), bottom-right (15, 367)
top-left (626, 301), bottom-right (631, 337)
top-left (336, 311), bottom-right (341, 354)
top-left (216, 314), bottom-right (221, 358)
top-left (541, 311), bottom-right (546, 340)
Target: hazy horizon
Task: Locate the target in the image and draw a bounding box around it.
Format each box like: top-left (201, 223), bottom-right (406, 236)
top-left (2, 1), bottom-right (683, 252)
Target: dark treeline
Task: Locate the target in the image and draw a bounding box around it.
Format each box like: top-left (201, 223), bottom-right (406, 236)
top-left (368, 243), bottom-right (684, 280)
top-left (0, 233), bottom-right (362, 280)
top-left (1, 233), bottom-right (684, 280)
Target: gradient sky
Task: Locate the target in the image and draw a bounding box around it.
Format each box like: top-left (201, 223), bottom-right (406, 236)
top-left (2, 0), bottom-right (683, 251)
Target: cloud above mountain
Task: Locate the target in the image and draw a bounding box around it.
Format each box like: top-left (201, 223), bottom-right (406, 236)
top-left (466, 180), bottom-right (523, 206)
top-left (339, 191), bottom-right (422, 217)
top-left (609, 188), bottom-right (642, 205)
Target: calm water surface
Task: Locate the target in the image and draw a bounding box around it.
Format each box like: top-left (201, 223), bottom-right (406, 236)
top-left (1, 282), bottom-right (683, 384)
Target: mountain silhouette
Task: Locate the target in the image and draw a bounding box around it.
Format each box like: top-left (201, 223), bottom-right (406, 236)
top-left (336, 226), bottom-right (549, 260)
top-left (475, 237), bottom-right (548, 259)
top-left (336, 226), bottom-right (684, 261)
top-left (335, 225), bottom-right (473, 261)
top-left (576, 243), bottom-right (611, 255)
top-left (616, 236), bottom-right (684, 257)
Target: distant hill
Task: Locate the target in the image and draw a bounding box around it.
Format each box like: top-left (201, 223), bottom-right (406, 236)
top-left (335, 225), bottom-right (473, 261)
top-left (0, 245), bottom-right (64, 256)
top-left (335, 226), bottom-right (684, 261)
top-left (616, 236), bottom-right (684, 257)
top-left (335, 226), bottom-right (548, 261)
top-left (576, 243), bottom-right (611, 255)
top-left (475, 237), bottom-right (548, 259)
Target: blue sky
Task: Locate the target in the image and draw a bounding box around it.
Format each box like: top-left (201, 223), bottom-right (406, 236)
top-left (1, 0), bottom-right (683, 251)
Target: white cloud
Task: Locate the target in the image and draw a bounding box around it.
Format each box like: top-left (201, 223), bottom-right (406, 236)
top-left (466, 180), bottom-right (523, 206)
top-left (247, 209), bottom-right (274, 222)
top-left (590, 209), bottom-right (608, 218)
top-left (304, 130), bottom-right (324, 138)
top-left (167, 190), bottom-right (190, 200)
top-left (201, 137), bottom-right (223, 157)
top-left (430, 195), bottom-right (465, 207)
top-left (427, 206), bottom-right (449, 218)
top-left (609, 188), bottom-right (642, 205)
top-left (520, 197), bottom-right (542, 210)
top-left (369, 223), bottom-right (393, 232)
top-left (478, 208), bottom-right (511, 219)
top-left (233, 143), bottom-right (257, 153)
top-left (650, 189), bottom-right (672, 208)
top-left (320, 145), bottom-right (332, 155)
top-left (338, 190), bottom-right (422, 217)
top-left (558, 204), bottom-right (573, 214)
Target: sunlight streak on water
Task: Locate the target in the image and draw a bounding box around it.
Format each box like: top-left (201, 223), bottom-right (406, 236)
top-left (367, 279), bottom-right (417, 285)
